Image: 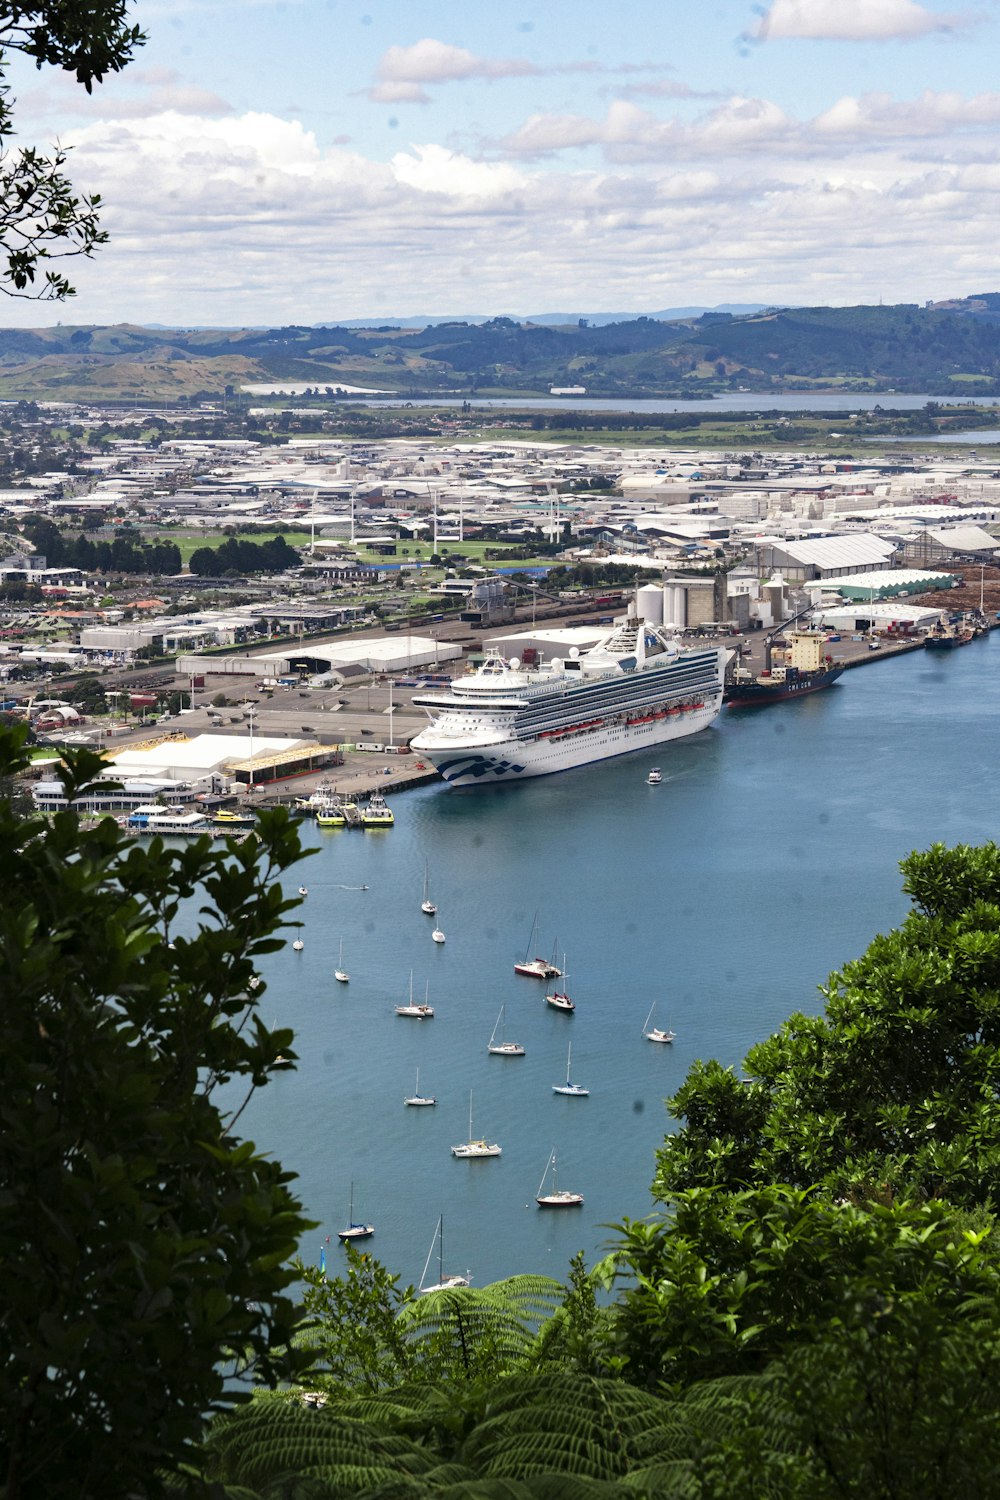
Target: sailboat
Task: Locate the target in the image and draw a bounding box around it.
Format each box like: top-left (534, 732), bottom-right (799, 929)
top-left (545, 954), bottom-right (575, 1012)
top-left (535, 1149), bottom-right (584, 1208)
top-left (642, 1001), bottom-right (676, 1044)
top-left (431, 923), bottom-right (446, 944)
top-left (418, 1215), bottom-right (470, 1294)
top-left (396, 971), bottom-right (434, 1019)
top-left (404, 1068), bottom-right (436, 1106)
top-left (514, 911), bottom-right (562, 978)
top-left (451, 1090), bottom-right (501, 1157)
top-left (552, 1041), bottom-right (588, 1096)
top-left (334, 938), bottom-right (349, 984)
top-left (487, 1005), bottom-right (525, 1057)
top-left (420, 862), bottom-right (437, 916)
top-left (336, 1181), bottom-right (374, 1241)
top-left (292, 937), bottom-right (304, 952)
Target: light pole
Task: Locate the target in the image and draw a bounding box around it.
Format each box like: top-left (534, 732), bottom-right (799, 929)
top-left (246, 701), bottom-right (257, 791)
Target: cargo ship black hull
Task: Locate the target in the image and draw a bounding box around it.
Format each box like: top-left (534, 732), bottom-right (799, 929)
top-left (725, 664), bottom-right (845, 707)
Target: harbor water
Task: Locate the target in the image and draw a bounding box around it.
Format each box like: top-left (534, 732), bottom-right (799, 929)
top-left (240, 633), bottom-right (1000, 1290)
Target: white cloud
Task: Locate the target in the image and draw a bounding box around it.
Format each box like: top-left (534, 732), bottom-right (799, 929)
top-left (375, 39), bottom-right (537, 87)
top-left (368, 81), bottom-right (432, 105)
top-left (366, 39), bottom-right (684, 104)
top-left (753, 0), bottom-right (968, 41)
top-left (390, 144), bottom-right (527, 199)
top-left (815, 88), bottom-right (1000, 135)
top-left (1, 77), bottom-right (996, 330)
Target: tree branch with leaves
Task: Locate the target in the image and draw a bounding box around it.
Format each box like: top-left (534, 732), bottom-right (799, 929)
top-left (0, 2), bottom-right (144, 299)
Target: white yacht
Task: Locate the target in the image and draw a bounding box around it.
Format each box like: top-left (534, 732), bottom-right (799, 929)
top-left (418, 1215), bottom-right (470, 1294)
top-left (487, 1005), bottom-right (525, 1057)
top-left (451, 1091), bottom-right (501, 1158)
top-left (404, 1069), bottom-right (436, 1106)
top-left (643, 1002), bottom-right (676, 1044)
top-left (411, 611), bottom-right (727, 786)
top-left (552, 1042), bottom-right (588, 1096)
top-left (396, 972), bottom-right (434, 1019)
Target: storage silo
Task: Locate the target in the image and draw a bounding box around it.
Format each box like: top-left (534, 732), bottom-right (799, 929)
top-left (663, 583), bottom-right (686, 628)
top-left (636, 583), bottom-right (664, 625)
top-left (764, 574), bottom-right (786, 625)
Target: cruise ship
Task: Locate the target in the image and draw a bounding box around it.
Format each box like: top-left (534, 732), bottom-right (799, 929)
top-left (410, 614), bottom-right (728, 786)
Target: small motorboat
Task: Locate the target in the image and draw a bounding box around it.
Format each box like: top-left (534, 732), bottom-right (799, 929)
top-left (647, 767), bottom-right (662, 785)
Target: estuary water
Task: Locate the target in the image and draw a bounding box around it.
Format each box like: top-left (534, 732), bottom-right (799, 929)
top-left (243, 633), bottom-right (999, 1290)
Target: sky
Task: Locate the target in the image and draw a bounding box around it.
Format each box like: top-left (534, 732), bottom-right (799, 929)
top-left (4, 0), bottom-right (1000, 328)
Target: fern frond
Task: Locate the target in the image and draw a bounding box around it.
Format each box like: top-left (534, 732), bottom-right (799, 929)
top-left (459, 1372), bottom-right (673, 1481)
top-left (203, 1396), bottom-right (437, 1490)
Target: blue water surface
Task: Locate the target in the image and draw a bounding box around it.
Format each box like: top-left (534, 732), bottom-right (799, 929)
top-left (240, 633), bottom-right (1000, 1289)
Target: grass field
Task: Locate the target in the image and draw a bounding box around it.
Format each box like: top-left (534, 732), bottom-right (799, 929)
top-left (148, 530), bottom-right (553, 569)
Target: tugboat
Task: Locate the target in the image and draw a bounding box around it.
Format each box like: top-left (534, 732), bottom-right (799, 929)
top-left (361, 789), bottom-right (395, 828)
top-left (725, 629), bottom-right (844, 707)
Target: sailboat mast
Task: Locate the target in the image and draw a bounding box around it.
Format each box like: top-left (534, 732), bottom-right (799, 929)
top-left (523, 911), bottom-right (538, 963)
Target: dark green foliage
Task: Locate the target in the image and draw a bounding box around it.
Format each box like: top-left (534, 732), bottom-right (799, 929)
top-left (0, 4), bottom-right (144, 299)
top-left (189, 535), bottom-right (302, 576)
top-left (296, 1252), bottom-right (564, 1395)
top-left (654, 842), bottom-right (1000, 1206)
top-left (0, 725), bottom-right (313, 1497)
top-left (18, 515), bottom-right (183, 574)
top-left (611, 1188), bottom-right (999, 1391)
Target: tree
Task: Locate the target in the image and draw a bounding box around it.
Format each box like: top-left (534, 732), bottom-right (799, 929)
top-left (0, 4), bottom-right (145, 300)
top-left (0, 726), bottom-right (314, 1497)
top-left (653, 842), bottom-right (1000, 1209)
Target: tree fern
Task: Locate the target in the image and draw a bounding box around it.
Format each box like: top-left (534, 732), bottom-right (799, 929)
top-left (399, 1276), bottom-right (563, 1380)
top-left (202, 1392), bottom-right (439, 1493)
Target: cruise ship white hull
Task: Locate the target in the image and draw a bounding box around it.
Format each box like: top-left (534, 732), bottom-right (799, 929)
top-left (414, 695), bottom-right (721, 786)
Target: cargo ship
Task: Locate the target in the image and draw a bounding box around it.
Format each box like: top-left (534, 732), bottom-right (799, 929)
top-left (410, 614), bottom-right (727, 786)
top-left (725, 629), bottom-right (844, 707)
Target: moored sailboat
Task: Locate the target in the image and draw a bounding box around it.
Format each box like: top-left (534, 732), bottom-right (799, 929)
top-left (404, 1068), bottom-right (436, 1106)
top-left (643, 1002), bottom-right (675, 1044)
top-left (336, 1181), bottom-right (374, 1241)
top-left (334, 938), bottom-right (349, 984)
top-left (396, 972), bottom-right (434, 1019)
top-left (552, 1041), bottom-right (588, 1096)
top-left (545, 955), bottom-right (575, 1012)
top-left (421, 861), bottom-right (437, 916)
top-left (514, 911), bottom-right (562, 978)
top-left (487, 1005), bottom-right (525, 1057)
top-left (451, 1090), bottom-right (501, 1157)
top-left (418, 1215), bottom-right (470, 1294)
top-left (535, 1149), bottom-right (583, 1208)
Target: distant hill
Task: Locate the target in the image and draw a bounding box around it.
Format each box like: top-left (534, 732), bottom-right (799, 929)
top-left (320, 304), bottom-right (779, 329)
top-left (2, 299), bottom-right (1000, 401)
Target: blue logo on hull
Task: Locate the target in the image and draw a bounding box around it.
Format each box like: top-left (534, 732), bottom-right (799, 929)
top-left (436, 754), bottom-right (526, 782)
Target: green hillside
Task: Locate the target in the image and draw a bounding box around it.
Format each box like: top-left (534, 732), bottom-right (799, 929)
top-left (2, 297), bottom-right (1000, 400)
